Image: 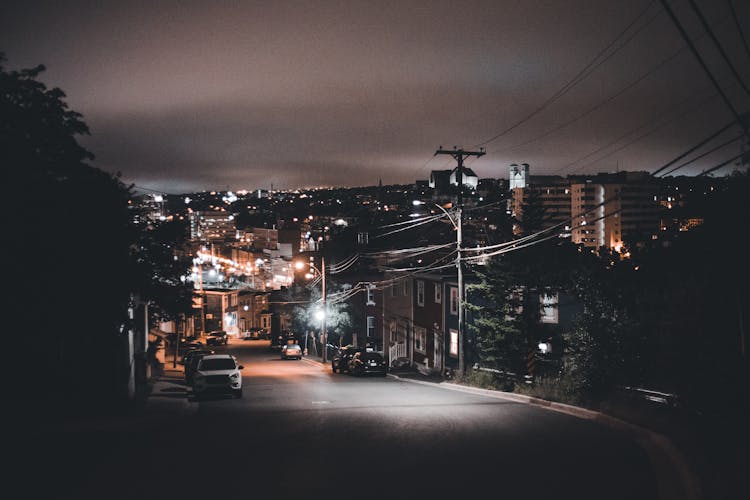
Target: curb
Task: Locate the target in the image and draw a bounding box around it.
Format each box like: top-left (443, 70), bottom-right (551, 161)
top-left (388, 373), bottom-right (700, 500)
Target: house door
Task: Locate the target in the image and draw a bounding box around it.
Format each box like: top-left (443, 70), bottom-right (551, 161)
top-left (433, 331), bottom-right (442, 373)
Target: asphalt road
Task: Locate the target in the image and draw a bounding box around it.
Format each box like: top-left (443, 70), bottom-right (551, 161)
top-left (13, 340), bottom-right (661, 500)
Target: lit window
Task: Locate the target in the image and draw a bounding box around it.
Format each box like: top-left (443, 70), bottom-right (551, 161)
top-left (367, 316), bottom-right (376, 337)
top-left (540, 292), bottom-right (558, 324)
top-left (449, 329), bottom-right (458, 357)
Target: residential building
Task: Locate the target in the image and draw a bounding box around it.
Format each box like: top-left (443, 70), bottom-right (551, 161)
top-left (189, 210), bottom-right (236, 242)
top-left (509, 165), bottom-right (660, 251)
top-left (202, 288), bottom-right (240, 337)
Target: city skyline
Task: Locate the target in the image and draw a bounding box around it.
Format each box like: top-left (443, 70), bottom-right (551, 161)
top-left (2, 0), bottom-right (749, 194)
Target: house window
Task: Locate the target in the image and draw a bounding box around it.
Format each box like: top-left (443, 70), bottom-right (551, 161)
top-left (367, 316), bottom-right (376, 337)
top-left (366, 285), bottom-right (376, 306)
top-left (229, 294), bottom-right (238, 307)
top-left (449, 329), bottom-right (458, 356)
top-left (449, 287), bottom-right (459, 315)
top-left (506, 288), bottom-right (524, 320)
top-left (414, 326), bottom-right (426, 353)
top-left (434, 284), bottom-right (441, 304)
top-left (417, 280), bottom-right (425, 307)
top-left (540, 292), bottom-right (559, 324)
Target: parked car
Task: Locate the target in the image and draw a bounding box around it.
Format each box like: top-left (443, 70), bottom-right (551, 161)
top-left (348, 351), bottom-right (387, 377)
top-left (205, 330), bottom-right (228, 346)
top-left (176, 335), bottom-right (205, 354)
top-left (192, 354), bottom-right (244, 399)
top-left (183, 348), bottom-right (215, 384)
top-left (242, 328), bottom-right (266, 340)
top-left (270, 330), bottom-right (299, 351)
top-left (331, 346), bottom-right (363, 374)
top-left (280, 343), bottom-right (303, 360)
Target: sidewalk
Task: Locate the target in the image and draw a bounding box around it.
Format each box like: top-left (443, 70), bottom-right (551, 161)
top-left (141, 361), bottom-right (194, 418)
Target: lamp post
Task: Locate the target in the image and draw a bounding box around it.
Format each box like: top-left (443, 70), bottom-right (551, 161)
top-left (295, 256), bottom-right (327, 363)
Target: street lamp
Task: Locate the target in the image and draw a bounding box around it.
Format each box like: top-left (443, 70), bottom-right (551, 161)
top-left (295, 257), bottom-right (327, 363)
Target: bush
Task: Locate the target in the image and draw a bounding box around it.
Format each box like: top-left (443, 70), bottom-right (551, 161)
top-left (515, 376), bottom-right (584, 406)
top-left (457, 368), bottom-right (517, 392)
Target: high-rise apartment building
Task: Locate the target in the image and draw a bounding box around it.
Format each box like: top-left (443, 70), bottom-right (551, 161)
top-left (189, 210), bottom-right (236, 242)
top-left (509, 166), bottom-right (660, 251)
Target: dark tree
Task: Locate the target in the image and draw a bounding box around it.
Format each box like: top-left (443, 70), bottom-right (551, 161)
top-left (1, 53), bottom-right (190, 408)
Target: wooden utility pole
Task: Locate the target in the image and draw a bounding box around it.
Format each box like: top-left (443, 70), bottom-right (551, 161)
top-left (434, 147), bottom-right (485, 375)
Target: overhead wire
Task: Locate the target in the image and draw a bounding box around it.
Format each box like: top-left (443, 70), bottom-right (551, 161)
top-left (687, 0), bottom-right (750, 97)
top-left (726, 0), bottom-right (750, 62)
top-left (473, 0), bottom-right (660, 148)
top-left (553, 84), bottom-right (720, 174)
top-left (651, 120), bottom-right (737, 175)
top-left (698, 150), bottom-right (747, 176)
top-left (377, 212), bottom-right (448, 228)
top-left (659, 133), bottom-right (745, 176)
top-left (658, 0), bottom-right (749, 136)
top-left (489, 44), bottom-right (691, 156)
top-left (373, 212), bottom-right (452, 239)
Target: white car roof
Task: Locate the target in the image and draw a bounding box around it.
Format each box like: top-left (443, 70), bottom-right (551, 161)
top-left (200, 354), bottom-right (235, 360)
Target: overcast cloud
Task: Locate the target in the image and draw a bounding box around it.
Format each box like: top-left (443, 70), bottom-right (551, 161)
top-left (2, 0), bottom-right (749, 193)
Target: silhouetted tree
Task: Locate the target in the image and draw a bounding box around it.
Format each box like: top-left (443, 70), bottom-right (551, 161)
top-left (1, 53), bottom-right (192, 408)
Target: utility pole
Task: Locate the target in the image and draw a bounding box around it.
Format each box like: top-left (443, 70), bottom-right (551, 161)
top-left (434, 146), bottom-right (485, 375)
top-left (321, 252), bottom-right (327, 363)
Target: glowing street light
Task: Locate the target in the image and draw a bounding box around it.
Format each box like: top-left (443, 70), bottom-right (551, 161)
top-left (295, 256), bottom-right (327, 362)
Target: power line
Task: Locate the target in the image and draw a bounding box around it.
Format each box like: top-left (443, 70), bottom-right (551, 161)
top-left (727, 0), bottom-right (750, 62)
top-left (659, 133), bottom-right (745, 176)
top-left (490, 45), bottom-right (690, 155)
top-left (687, 0), bottom-right (750, 97)
top-left (553, 84), bottom-right (719, 174)
top-left (473, 0), bottom-right (659, 148)
top-left (658, 0), bottom-right (749, 136)
top-left (651, 120), bottom-right (737, 175)
top-left (698, 150), bottom-right (747, 176)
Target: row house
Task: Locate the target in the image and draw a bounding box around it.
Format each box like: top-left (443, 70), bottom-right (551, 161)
top-left (202, 288), bottom-right (239, 337)
top-left (382, 271), bottom-right (581, 377)
top-left (238, 290), bottom-right (271, 334)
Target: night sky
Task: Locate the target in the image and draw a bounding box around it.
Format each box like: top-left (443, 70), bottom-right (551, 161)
top-left (2, 0), bottom-right (749, 193)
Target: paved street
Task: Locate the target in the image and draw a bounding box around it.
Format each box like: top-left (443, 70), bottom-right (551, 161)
top-left (10, 339), bottom-right (682, 500)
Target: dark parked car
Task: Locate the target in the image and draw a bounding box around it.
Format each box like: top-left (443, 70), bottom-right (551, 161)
top-left (184, 349), bottom-right (215, 384)
top-left (176, 336), bottom-right (205, 355)
top-left (331, 346), bottom-right (363, 374)
top-left (242, 328), bottom-right (266, 340)
top-left (206, 330), bottom-right (228, 346)
top-left (271, 330), bottom-right (299, 351)
top-left (348, 351), bottom-right (387, 377)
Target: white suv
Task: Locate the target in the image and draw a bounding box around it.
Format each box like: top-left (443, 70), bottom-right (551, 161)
top-left (192, 354), bottom-right (244, 399)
